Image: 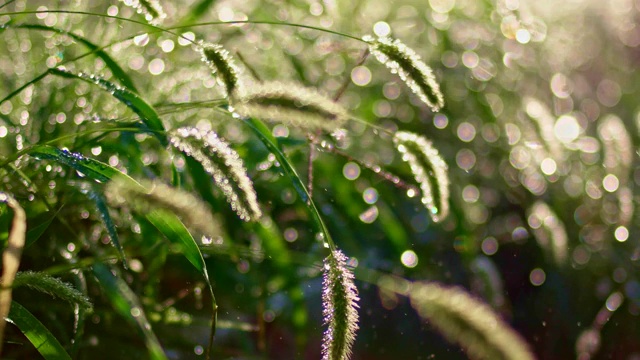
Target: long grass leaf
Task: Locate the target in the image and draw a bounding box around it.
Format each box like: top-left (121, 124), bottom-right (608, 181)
top-left (6, 301), bottom-right (71, 360)
top-left (0, 193), bottom-right (26, 355)
top-left (49, 68), bottom-right (168, 146)
top-left (242, 117), bottom-right (336, 249)
top-left (29, 145), bottom-right (121, 183)
top-left (1, 23), bottom-right (138, 92)
top-left (92, 263), bottom-right (167, 360)
top-left (13, 271), bottom-right (93, 310)
top-left (88, 189), bottom-right (128, 267)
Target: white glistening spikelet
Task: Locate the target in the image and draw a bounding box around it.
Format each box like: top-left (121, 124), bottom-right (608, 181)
top-left (196, 41), bottom-right (242, 97)
top-left (364, 35), bottom-right (445, 112)
top-left (119, 0), bottom-right (166, 25)
top-left (322, 250), bottom-right (359, 360)
top-left (169, 127), bottom-right (262, 221)
top-left (393, 131), bottom-right (449, 223)
top-left (598, 114), bottom-right (633, 184)
top-left (231, 82), bottom-right (349, 132)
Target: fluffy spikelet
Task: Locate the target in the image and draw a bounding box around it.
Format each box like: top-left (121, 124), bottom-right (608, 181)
top-left (527, 201), bottom-right (568, 265)
top-left (169, 127), bottom-right (262, 221)
top-left (106, 178), bottom-right (221, 238)
top-left (196, 41), bottom-right (241, 97)
top-left (119, 0), bottom-right (166, 25)
top-left (598, 114), bottom-right (633, 184)
top-left (322, 250), bottom-right (359, 360)
top-left (410, 282), bottom-right (535, 360)
top-left (364, 35), bottom-right (444, 112)
top-left (232, 82), bottom-right (349, 132)
top-left (393, 131), bottom-right (449, 223)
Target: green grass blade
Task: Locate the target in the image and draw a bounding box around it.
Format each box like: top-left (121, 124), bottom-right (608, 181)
top-left (1, 23), bottom-right (138, 92)
top-left (6, 301), bottom-right (72, 360)
top-left (92, 263), bottom-right (167, 360)
top-left (29, 145), bottom-right (121, 183)
top-left (49, 68), bottom-right (168, 146)
top-left (242, 117), bottom-right (336, 250)
top-left (13, 271), bottom-right (93, 310)
top-left (88, 190), bottom-right (128, 268)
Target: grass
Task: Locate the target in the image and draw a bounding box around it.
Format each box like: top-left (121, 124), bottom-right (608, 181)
top-left (1, 1), bottom-right (638, 359)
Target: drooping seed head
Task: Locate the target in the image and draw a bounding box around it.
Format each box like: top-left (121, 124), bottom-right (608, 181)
top-left (106, 178), bottom-right (221, 238)
top-left (393, 131), bottom-right (449, 223)
top-left (231, 82), bottom-right (349, 132)
top-left (169, 127), bottom-right (262, 222)
top-left (410, 282), bottom-right (535, 360)
top-left (527, 201), bottom-right (568, 265)
top-left (196, 41), bottom-right (242, 97)
top-left (119, 0), bottom-right (166, 25)
top-left (322, 249), bottom-right (359, 360)
top-left (364, 35), bottom-right (444, 112)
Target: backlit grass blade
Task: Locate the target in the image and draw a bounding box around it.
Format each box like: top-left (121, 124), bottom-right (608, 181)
top-left (29, 145), bottom-right (121, 183)
top-left (6, 301), bottom-right (71, 360)
top-left (49, 68), bottom-right (168, 146)
top-left (1, 23), bottom-right (138, 92)
top-left (20, 145), bottom-right (217, 355)
top-left (92, 263), bottom-right (167, 360)
top-left (13, 271), bottom-right (93, 310)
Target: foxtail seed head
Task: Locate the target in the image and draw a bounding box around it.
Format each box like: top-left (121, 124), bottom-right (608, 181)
top-left (364, 35), bottom-right (444, 112)
top-left (322, 249), bottom-right (359, 360)
top-left (231, 82), bottom-right (349, 132)
top-left (119, 0), bottom-right (166, 25)
top-left (410, 282), bottom-right (535, 360)
top-left (196, 41), bottom-right (242, 97)
top-left (106, 178), bottom-right (221, 238)
top-left (169, 127), bottom-right (262, 222)
top-left (393, 131), bottom-right (449, 223)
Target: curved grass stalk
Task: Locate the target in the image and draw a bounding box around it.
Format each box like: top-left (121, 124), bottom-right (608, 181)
top-left (169, 127), bottom-right (262, 221)
top-left (0, 192), bottom-right (26, 355)
top-left (393, 131), bottom-right (450, 223)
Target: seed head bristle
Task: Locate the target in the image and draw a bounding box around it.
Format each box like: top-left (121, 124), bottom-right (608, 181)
top-left (169, 127), bottom-right (262, 222)
top-left (322, 249), bottom-right (359, 360)
top-left (364, 35), bottom-right (444, 112)
top-left (196, 41), bottom-right (241, 97)
top-left (393, 131), bottom-right (449, 223)
top-left (231, 82), bottom-right (349, 132)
